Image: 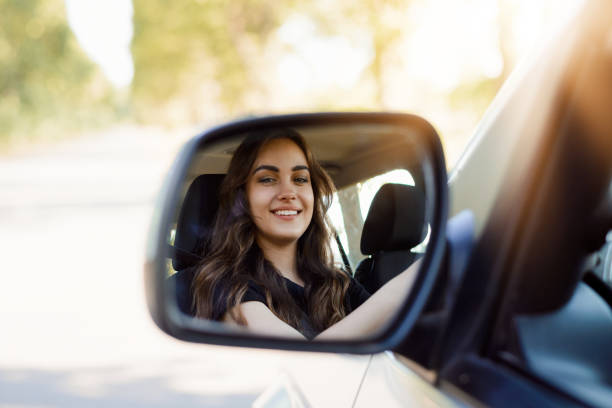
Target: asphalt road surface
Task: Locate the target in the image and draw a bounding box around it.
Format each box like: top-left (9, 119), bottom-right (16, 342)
top-left (0, 126), bottom-right (370, 407)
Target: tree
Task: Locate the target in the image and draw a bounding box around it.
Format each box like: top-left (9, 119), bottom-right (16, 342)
top-left (131, 0), bottom-right (285, 123)
top-left (0, 0), bottom-right (113, 147)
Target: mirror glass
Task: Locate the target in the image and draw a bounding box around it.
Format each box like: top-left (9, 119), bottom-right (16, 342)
top-left (163, 120), bottom-right (437, 341)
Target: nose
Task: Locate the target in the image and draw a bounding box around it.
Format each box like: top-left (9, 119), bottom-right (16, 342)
top-left (278, 192), bottom-right (296, 201)
top-left (278, 180), bottom-right (297, 201)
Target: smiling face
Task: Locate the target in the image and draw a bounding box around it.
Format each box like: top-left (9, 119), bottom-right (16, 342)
top-left (246, 138), bottom-right (315, 248)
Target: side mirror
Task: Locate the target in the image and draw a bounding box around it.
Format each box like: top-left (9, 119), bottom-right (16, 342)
top-left (144, 113), bottom-right (448, 353)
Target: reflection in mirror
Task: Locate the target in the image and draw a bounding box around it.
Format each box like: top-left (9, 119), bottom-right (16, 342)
top-left (165, 122), bottom-right (434, 341)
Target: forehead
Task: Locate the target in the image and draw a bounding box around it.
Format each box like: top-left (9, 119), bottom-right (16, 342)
top-left (254, 138), bottom-right (308, 166)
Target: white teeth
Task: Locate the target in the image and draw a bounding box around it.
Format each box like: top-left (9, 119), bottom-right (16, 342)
top-left (274, 210), bottom-right (298, 216)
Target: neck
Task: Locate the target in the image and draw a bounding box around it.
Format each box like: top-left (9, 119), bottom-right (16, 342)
top-left (256, 237), bottom-right (302, 285)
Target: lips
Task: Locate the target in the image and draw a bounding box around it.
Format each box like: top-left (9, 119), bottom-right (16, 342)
top-left (271, 208), bottom-right (302, 216)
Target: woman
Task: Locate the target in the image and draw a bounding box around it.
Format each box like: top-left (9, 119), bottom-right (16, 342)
top-left (192, 129), bottom-right (418, 340)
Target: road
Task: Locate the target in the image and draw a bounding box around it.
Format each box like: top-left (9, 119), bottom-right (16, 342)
top-left (0, 125), bottom-right (369, 407)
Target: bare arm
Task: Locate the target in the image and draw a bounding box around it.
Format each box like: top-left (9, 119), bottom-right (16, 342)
top-left (223, 260), bottom-right (421, 340)
top-left (223, 301), bottom-right (306, 339)
top-left (315, 260), bottom-right (420, 340)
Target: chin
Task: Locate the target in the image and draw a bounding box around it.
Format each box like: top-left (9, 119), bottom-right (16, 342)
top-left (277, 233), bottom-right (304, 243)
top-left (265, 230), bottom-right (307, 245)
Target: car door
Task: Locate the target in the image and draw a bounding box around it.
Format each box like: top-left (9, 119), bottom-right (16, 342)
top-left (353, 1), bottom-right (612, 406)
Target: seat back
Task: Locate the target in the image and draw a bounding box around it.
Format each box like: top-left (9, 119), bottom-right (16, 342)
top-left (354, 183), bottom-right (427, 293)
top-left (169, 174), bottom-right (225, 315)
top-left (171, 174), bottom-right (225, 271)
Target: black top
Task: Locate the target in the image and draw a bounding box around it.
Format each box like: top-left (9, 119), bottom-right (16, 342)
top-left (171, 267), bottom-right (371, 339)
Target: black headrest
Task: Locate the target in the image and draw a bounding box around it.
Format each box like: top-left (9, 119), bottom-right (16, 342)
top-left (172, 174), bottom-right (225, 271)
top-left (360, 183), bottom-right (427, 255)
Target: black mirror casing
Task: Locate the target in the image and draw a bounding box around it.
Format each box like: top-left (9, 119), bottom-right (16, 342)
top-left (144, 112), bottom-right (448, 354)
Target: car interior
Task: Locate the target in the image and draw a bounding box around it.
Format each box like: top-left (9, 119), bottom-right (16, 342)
top-left (354, 182), bottom-right (427, 294)
top-left (164, 123), bottom-right (434, 323)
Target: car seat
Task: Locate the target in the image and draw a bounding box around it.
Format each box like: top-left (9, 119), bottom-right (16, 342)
top-left (168, 174), bottom-right (225, 315)
top-left (354, 183), bottom-right (427, 294)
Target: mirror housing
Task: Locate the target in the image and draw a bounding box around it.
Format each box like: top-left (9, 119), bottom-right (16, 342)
top-left (144, 112), bottom-right (448, 354)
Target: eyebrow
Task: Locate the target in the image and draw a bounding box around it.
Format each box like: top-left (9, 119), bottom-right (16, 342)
top-left (252, 165), bottom-right (278, 174)
top-left (252, 165), bottom-right (310, 174)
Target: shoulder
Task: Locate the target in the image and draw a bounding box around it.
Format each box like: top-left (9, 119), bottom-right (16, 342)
top-left (243, 280), bottom-right (267, 304)
top-left (167, 266), bottom-right (267, 317)
top-left (212, 279), bottom-right (268, 320)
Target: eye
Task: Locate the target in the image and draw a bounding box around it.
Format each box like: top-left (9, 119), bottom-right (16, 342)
top-left (294, 176), bottom-right (309, 184)
top-left (257, 176), bottom-right (276, 184)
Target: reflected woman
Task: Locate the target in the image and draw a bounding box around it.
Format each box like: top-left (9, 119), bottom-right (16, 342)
top-left (192, 129), bottom-right (419, 340)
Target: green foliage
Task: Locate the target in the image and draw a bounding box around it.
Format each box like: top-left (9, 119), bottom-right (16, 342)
top-left (131, 0), bottom-right (286, 121)
top-left (0, 0), bottom-right (115, 148)
top-left (0, 0), bottom-right (510, 150)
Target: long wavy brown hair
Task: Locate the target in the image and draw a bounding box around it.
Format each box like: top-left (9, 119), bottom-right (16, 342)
top-left (192, 128), bottom-right (350, 334)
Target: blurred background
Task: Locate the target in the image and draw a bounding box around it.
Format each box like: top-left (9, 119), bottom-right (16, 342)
top-left (0, 0), bottom-right (580, 406)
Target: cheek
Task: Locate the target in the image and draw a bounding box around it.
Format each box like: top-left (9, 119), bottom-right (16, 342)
top-left (303, 188), bottom-right (315, 214)
top-left (245, 184), bottom-right (258, 214)
top-left (247, 184), bottom-right (271, 215)
top-left (307, 191), bottom-right (315, 209)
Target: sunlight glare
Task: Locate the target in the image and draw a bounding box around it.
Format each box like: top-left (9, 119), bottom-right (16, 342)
top-left (65, 0), bottom-right (134, 88)
top-left (401, 0), bottom-right (502, 92)
top-left (275, 15), bottom-right (373, 93)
